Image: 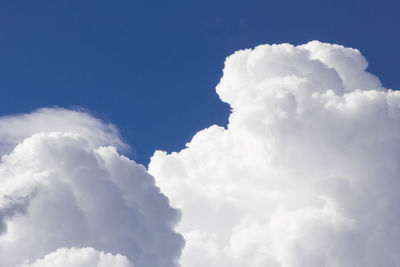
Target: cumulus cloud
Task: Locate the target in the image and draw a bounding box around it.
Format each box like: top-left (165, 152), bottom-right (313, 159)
top-left (19, 247), bottom-right (134, 267)
top-left (0, 108), bottom-right (183, 267)
top-left (149, 41), bottom-right (400, 267)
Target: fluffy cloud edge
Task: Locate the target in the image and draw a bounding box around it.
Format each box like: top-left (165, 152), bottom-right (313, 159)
top-left (18, 247), bottom-right (134, 267)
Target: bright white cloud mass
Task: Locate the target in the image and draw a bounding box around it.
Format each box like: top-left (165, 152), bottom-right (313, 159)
top-left (1, 41), bottom-right (400, 267)
top-left (149, 41), bottom-right (400, 267)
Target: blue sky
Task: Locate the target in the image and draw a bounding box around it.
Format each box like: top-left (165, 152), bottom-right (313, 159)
top-left (0, 0), bottom-right (398, 165)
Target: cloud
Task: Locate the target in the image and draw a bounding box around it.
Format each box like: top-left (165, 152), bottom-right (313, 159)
top-left (149, 41), bottom-right (400, 267)
top-left (0, 109), bottom-right (183, 267)
top-left (19, 247), bottom-right (134, 267)
top-left (0, 107), bottom-right (126, 155)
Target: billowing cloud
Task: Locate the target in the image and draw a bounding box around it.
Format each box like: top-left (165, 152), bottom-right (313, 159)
top-left (0, 109), bottom-right (183, 267)
top-left (19, 247), bottom-right (134, 267)
top-left (149, 41), bottom-right (400, 267)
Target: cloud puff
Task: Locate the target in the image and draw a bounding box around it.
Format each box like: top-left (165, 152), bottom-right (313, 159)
top-left (19, 247), bottom-right (133, 267)
top-left (149, 41), bottom-right (400, 267)
top-left (0, 109), bottom-right (183, 267)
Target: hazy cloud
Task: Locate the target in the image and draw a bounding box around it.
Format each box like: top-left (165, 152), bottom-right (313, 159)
top-left (0, 108), bottom-right (126, 155)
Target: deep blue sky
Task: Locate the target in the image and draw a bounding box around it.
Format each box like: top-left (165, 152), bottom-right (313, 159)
top-left (0, 0), bottom-right (399, 165)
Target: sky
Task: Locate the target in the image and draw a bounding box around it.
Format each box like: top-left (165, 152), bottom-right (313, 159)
top-left (0, 0), bottom-right (399, 165)
top-left (1, 1), bottom-right (400, 267)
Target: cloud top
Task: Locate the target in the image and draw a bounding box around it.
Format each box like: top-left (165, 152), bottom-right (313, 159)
top-left (0, 107), bottom-right (126, 155)
top-left (19, 247), bottom-right (134, 267)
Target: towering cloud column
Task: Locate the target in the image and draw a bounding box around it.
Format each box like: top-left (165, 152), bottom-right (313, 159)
top-left (149, 41), bottom-right (400, 267)
top-left (0, 108), bottom-right (183, 267)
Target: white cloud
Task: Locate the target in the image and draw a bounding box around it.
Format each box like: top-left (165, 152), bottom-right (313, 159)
top-left (19, 247), bottom-right (134, 267)
top-left (0, 107), bottom-right (126, 155)
top-left (149, 41), bottom-right (400, 267)
top-left (0, 109), bottom-right (183, 267)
